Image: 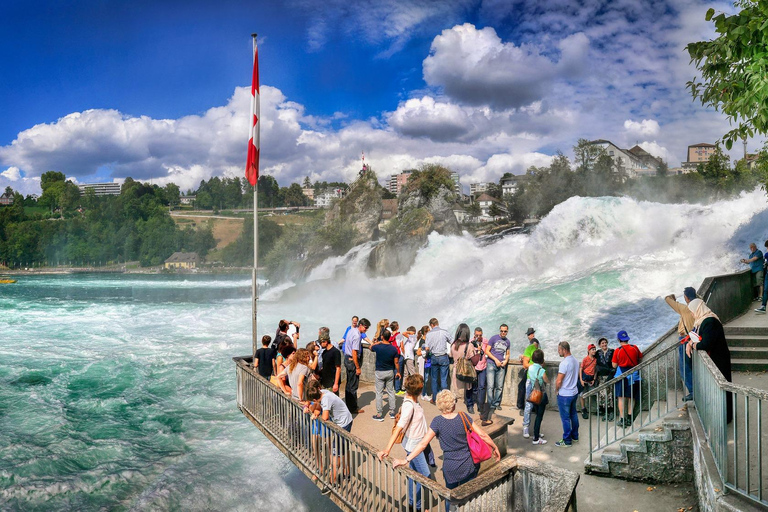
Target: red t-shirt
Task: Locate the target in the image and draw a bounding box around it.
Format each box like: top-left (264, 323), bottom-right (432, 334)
top-left (581, 356), bottom-right (597, 376)
top-left (612, 344), bottom-right (642, 368)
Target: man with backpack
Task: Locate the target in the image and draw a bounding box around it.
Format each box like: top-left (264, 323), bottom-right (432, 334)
top-left (612, 330), bottom-right (643, 428)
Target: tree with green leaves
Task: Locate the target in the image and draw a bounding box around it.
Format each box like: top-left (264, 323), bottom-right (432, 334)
top-left (687, 1), bottom-right (768, 149)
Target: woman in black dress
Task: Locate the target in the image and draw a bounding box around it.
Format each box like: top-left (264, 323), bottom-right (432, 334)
top-left (686, 298), bottom-right (732, 422)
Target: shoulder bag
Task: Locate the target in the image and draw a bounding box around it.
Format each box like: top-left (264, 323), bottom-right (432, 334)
top-left (455, 343), bottom-right (478, 383)
top-left (392, 399), bottom-right (415, 444)
top-left (469, 340), bottom-right (483, 366)
top-left (526, 367), bottom-right (544, 405)
top-left (459, 412), bottom-right (492, 464)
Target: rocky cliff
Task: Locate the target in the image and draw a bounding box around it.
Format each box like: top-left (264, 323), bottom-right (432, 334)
top-left (368, 183), bottom-right (460, 277)
top-left (324, 170), bottom-right (383, 246)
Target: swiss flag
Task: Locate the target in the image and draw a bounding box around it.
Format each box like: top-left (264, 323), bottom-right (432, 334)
top-left (245, 41), bottom-right (260, 186)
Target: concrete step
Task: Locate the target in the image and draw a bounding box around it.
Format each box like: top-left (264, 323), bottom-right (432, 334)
top-left (724, 334), bottom-right (768, 347)
top-left (724, 325), bottom-right (768, 336)
top-left (585, 408), bottom-right (693, 483)
top-left (730, 346), bottom-right (768, 359)
top-left (730, 358), bottom-right (768, 372)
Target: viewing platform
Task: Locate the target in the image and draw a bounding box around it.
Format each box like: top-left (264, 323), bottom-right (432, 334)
top-left (235, 269), bottom-right (768, 511)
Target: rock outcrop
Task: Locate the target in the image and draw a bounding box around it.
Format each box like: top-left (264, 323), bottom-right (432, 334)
top-left (324, 171), bottom-right (383, 246)
top-left (368, 184), bottom-right (460, 277)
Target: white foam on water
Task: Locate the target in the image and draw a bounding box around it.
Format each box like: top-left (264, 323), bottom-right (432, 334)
top-left (263, 189), bottom-right (768, 356)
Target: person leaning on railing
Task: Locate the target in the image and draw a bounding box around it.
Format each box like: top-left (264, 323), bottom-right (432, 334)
top-left (304, 379), bottom-right (353, 491)
top-left (378, 374), bottom-right (434, 511)
top-left (686, 298), bottom-right (733, 423)
top-left (393, 389), bottom-right (500, 507)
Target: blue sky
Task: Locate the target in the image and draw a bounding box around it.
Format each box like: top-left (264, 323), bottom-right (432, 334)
top-left (0, 0), bottom-right (748, 195)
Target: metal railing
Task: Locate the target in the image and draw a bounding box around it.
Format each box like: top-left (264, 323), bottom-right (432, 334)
top-left (234, 357), bottom-right (578, 512)
top-left (584, 341), bottom-right (687, 461)
top-left (692, 350), bottom-right (768, 507)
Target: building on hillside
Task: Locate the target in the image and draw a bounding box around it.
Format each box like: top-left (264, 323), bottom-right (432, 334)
top-left (587, 140), bottom-right (660, 179)
top-left (164, 252), bottom-right (199, 270)
top-left (381, 198), bottom-right (398, 220)
top-left (475, 193), bottom-right (506, 222)
top-left (668, 167), bottom-right (692, 175)
top-left (626, 145), bottom-right (665, 176)
top-left (180, 195), bottom-right (196, 205)
top-left (301, 188), bottom-right (315, 201)
top-left (743, 154), bottom-right (759, 170)
top-left (683, 143), bottom-right (717, 169)
top-left (315, 188), bottom-right (345, 208)
top-left (388, 170), bottom-right (413, 195)
top-left (500, 174), bottom-right (530, 196)
top-left (0, 191), bottom-right (14, 206)
top-left (78, 182), bottom-right (121, 196)
top-left (469, 182), bottom-right (491, 196)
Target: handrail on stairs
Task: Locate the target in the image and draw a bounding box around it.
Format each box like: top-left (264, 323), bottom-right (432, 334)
top-left (583, 341), bottom-right (686, 462)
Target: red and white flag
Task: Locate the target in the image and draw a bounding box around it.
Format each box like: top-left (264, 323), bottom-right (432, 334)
top-left (245, 40), bottom-right (260, 186)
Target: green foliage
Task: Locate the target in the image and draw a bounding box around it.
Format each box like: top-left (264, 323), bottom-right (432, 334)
top-left (40, 171), bottom-right (65, 190)
top-left (282, 183), bottom-right (309, 207)
top-left (405, 164), bottom-right (455, 200)
top-left (687, 1), bottom-right (768, 148)
top-left (0, 173), bottom-right (200, 268)
top-left (314, 219), bottom-right (359, 254)
top-left (221, 216), bottom-right (283, 266)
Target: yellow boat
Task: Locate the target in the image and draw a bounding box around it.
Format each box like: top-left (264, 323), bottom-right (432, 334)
top-left (0, 279), bottom-right (16, 284)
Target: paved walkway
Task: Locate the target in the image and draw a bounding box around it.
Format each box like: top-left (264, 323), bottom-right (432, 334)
top-left (348, 384), bottom-right (699, 512)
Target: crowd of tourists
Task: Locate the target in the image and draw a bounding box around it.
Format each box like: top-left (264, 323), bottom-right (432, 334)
top-left (251, 291), bottom-right (733, 504)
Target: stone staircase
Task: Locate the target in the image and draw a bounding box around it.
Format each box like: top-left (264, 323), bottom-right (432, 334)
top-left (723, 325), bottom-right (768, 372)
top-left (584, 407), bottom-right (693, 483)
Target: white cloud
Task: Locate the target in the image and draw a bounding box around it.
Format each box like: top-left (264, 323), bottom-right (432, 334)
top-left (388, 97), bottom-right (476, 142)
top-left (1, 166), bottom-right (21, 181)
top-left (0, 167), bottom-right (41, 196)
top-left (624, 119), bottom-right (660, 138)
top-left (637, 141), bottom-right (673, 163)
top-left (423, 24), bottom-right (583, 109)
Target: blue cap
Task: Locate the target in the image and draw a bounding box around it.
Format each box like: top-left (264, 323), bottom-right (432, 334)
top-left (617, 330), bottom-right (630, 342)
top-left (683, 287), bottom-right (697, 300)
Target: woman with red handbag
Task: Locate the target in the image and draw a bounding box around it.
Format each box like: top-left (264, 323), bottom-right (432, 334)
top-left (393, 390), bottom-right (500, 510)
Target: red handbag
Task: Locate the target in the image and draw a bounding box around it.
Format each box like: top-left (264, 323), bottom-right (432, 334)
top-left (459, 412), bottom-right (493, 464)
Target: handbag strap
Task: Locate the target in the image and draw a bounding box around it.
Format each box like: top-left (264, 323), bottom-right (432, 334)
top-left (463, 341), bottom-right (469, 358)
top-left (459, 411), bottom-right (472, 434)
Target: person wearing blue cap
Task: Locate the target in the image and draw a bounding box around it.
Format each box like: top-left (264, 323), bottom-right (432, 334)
top-left (665, 288), bottom-right (696, 401)
top-left (611, 330), bottom-right (643, 428)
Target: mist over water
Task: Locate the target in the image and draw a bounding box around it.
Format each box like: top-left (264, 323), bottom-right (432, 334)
top-left (269, 190), bottom-right (768, 356)
top-left (1, 191), bottom-right (766, 510)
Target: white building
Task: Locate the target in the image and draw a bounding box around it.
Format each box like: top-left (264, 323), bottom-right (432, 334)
top-left (180, 195), bottom-right (196, 205)
top-left (587, 140), bottom-right (659, 179)
top-left (450, 172), bottom-right (462, 194)
top-left (469, 182), bottom-right (491, 196)
top-left (500, 175), bottom-right (529, 196)
top-left (475, 193), bottom-right (505, 222)
top-left (315, 188), bottom-right (345, 208)
top-left (78, 182), bottom-right (121, 196)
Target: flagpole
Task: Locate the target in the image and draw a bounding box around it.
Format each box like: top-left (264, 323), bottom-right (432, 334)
top-left (251, 33), bottom-right (259, 362)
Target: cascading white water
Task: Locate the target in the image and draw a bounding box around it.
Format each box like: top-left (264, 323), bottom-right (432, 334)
top-left (261, 190), bottom-right (768, 356)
